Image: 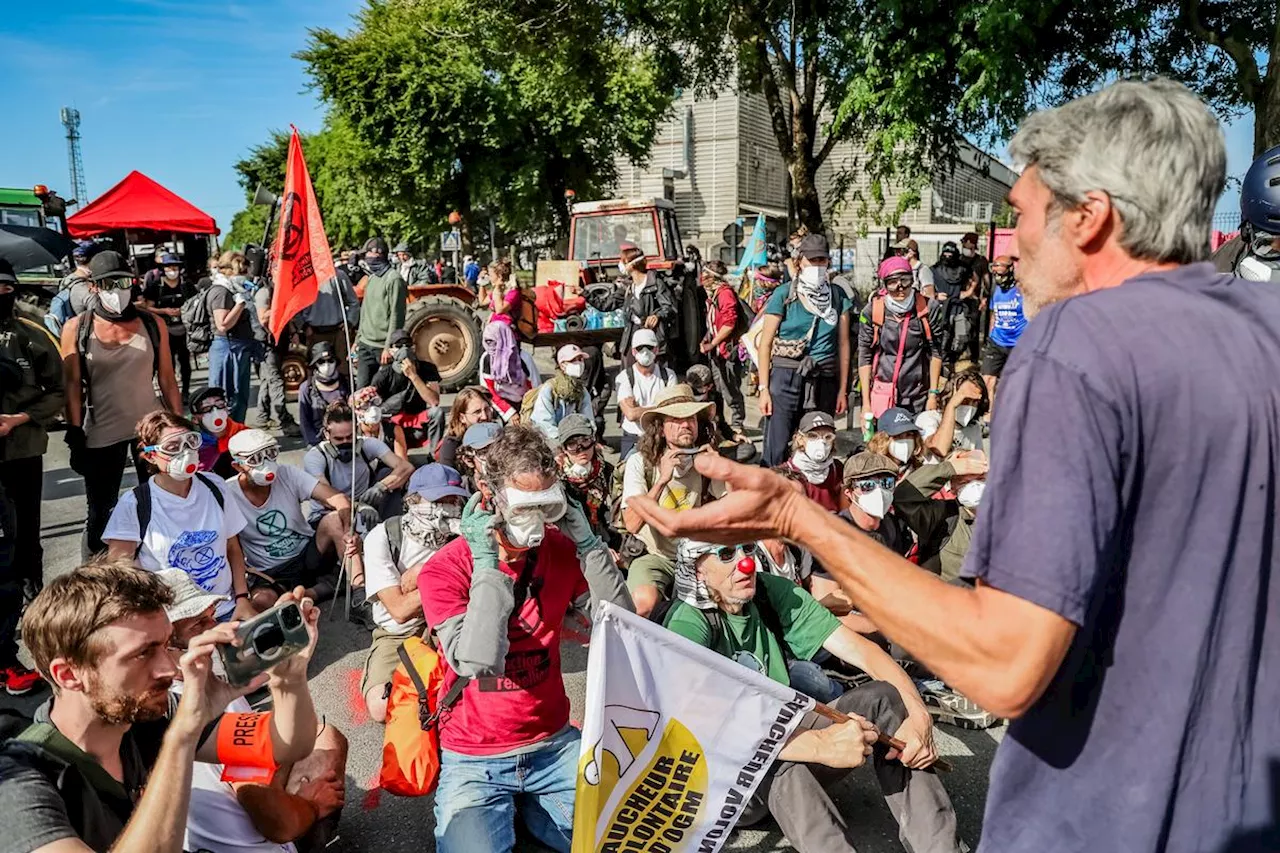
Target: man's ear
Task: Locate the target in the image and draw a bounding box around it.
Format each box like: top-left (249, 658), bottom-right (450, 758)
top-left (47, 658), bottom-right (86, 694)
top-left (1068, 191), bottom-right (1115, 251)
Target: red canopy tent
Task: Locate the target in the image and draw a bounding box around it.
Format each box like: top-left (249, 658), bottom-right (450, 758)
top-left (66, 170), bottom-right (218, 237)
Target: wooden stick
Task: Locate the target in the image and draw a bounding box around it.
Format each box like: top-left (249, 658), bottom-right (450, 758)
top-left (812, 701), bottom-right (953, 773)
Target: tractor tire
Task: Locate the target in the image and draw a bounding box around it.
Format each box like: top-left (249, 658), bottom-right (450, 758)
top-left (405, 295), bottom-right (482, 391)
top-left (282, 349), bottom-right (308, 400)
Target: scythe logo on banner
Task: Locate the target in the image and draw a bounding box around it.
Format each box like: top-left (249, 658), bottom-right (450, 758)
top-left (575, 704), bottom-right (709, 853)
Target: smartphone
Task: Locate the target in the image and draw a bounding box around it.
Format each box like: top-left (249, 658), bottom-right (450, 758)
top-left (674, 447), bottom-right (703, 456)
top-left (217, 602), bottom-right (310, 688)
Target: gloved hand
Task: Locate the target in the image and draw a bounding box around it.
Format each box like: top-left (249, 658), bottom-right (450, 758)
top-left (353, 504), bottom-right (381, 535)
top-left (558, 496), bottom-right (602, 554)
top-left (65, 426), bottom-right (87, 475)
top-left (359, 482), bottom-right (389, 507)
top-left (233, 291), bottom-right (247, 306)
top-left (461, 493), bottom-right (500, 573)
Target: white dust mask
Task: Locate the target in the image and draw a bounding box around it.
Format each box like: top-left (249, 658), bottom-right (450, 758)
top-left (957, 480), bottom-right (985, 508)
top-left (856, 486), bottom-right (893, 519)
top-left (804, 438), bottom-right (831, 463)
top-left (1238, 255), bottom-right (1280, 283)
top-left (361, 406), bottom-right (383, 425)
top-left (798, 265), bottom-right (826, 287)
top-left (98, 289), bottom-right (127, 313)
top-left (567, 461), bottom-right (592, 479)
top-left (563, 362), bottom-right (585, 378)
top-left (504, 513), bottom-right (546, 549)
top-left (249, 460), bottom-right (278, 486)
top-left (634, 349), bottom-right (655, 368)
top-left (889, 438), bottom-right (914, 464)
top-left (315, 362), bottom-right (338, 381)
top-left (164, 269), bottom-right (179, 281)
top-left (165, 448), bottom-right (199, 481)
top-left (201, 408), bottom-right (229, 434)
top-left (955, 405), bottom-right (978, 427)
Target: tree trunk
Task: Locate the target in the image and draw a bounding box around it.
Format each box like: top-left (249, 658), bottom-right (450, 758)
top-left (789, 156), bottom-right (825, 235)
top-left (1256, 62), bottom-right (1280, 155)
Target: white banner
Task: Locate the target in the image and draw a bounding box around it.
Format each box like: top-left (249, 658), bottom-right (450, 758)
top-left (572, 602), bottom-right (814, 853)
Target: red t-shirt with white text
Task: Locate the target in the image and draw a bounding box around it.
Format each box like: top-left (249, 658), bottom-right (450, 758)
top-left (419, 529), bottom-right (588, 755)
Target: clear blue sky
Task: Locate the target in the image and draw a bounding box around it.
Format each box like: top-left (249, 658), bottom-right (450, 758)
top-left (0, 1), bottom-right (1257, 230)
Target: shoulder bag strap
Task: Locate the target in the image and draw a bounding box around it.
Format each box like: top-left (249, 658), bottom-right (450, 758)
top-left (132, 480), bottom-right (151, 559)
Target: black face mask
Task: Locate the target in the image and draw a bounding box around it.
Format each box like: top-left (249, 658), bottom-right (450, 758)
top-left (364, 253), bottom-right (390, 275)
top-left (0, 292), bottom-right (15, 319)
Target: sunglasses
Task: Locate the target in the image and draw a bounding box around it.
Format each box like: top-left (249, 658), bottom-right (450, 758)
top-left (564, 437), bottom-right (595, 453)
top-left (313, 357), bottom-right (337, 367)
top-left (714, 543), bottom-right (760, 563)
top-left (634, 345), bottom-right (655, 354)
top-left (884, 275), bottom-right (913, 291)
top-left (848, 475), bottom-right (897, 494)
top-left (195, 399), bottom-right (227, 415)
top-left (143, 431), bottom-right (201, 455)
top-left (234, 446), bottom-right (279, 467)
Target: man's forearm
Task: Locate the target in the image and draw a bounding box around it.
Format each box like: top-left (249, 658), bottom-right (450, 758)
top-left (578, 545), bottom-right (634, 612)
top-left (268, 678), bottom-right (319, 765)
top-left (110, 726), bottom-right (200, 852)
top-left (792, 500), bottom-right (1026, 710)
top-left (929, 357), bottom-right (942, 392)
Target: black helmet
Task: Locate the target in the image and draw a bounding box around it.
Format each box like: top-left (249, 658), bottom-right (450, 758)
top-left (308, 341), bottom-right (337, 366)
top-left (1240, 145), bottom-right (1280, 236)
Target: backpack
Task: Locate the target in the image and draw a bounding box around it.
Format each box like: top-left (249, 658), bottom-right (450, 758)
top-left (379, 547), bottom-right (540, 797)
top-left (319, 439), bottom-right (379, 488)
top-left (44, 288), bottom-right (75, 338)
top-left (520, 377), bottom-right (580, 423)
top-left (181, 284), bottom-right (223, 355)
top-left (133, 473), bottom-right (225, 558)
top-left (76, 310), bottom-right (163, 426)
top-left (653, 576), bottom-right (797, 667)
top-left (869, 291), bottom-right (933, 351)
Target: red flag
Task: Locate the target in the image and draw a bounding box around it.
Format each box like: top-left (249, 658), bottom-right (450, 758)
top-left (269, 126), bottom-right (336, 340)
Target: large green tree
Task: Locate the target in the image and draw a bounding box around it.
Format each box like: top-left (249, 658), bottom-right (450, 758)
top-left (296, 0), bottom-right (678, 252)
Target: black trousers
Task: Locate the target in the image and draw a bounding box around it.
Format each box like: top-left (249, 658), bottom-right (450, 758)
top-left (79, 439), bottom-right (148, 559)
top-left (355, 342), bottom-right (382, 390)
top-left (169, 329), bottom-right (192, 402)
top-left (0, 478), bottom-right (18, 667)
top-left (762, 365), bottom-right (839, 468)
top-left (0, 456), bottom-right (44, 597)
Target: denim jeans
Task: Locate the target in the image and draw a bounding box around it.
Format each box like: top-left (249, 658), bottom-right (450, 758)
top-left (208, 336), bottom-right (256, 423)
top-left (433, 726), bottom-right (580, 853)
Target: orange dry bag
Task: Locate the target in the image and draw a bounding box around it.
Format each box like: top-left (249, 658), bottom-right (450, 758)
top-left (378, 636), bottom-right (468, 797)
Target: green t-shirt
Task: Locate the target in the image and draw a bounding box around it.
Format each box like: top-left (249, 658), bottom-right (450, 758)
top-left (765, 282), bottom-right (848, 364)
top-left (663, 573), bottom-right (841, 686)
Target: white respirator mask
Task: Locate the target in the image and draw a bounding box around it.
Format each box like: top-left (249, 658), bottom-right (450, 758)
top-left (361, 406), bottom-right (383, 425)
top-left (165, 449), bottom-right (199, 481)
top-left (889, 438), bottom-right (914, 464)
top-left (563, 361), bottom-right (585, 378)
top-left (954, 405), bottom-right (978, 427)
top-left (249, 460), bottom-right (278, 487)
top-left (957, 480), bottom-right (985, 508)
top-left (201, 408), bottom-right (229, 435)
top-left (633, 349), bottom-right (655, 368)
top-left (804, 438), bottom-right (832, 463)
top-left (98, 288), bottom-right (128, 314)
top-left (499, 482), bottom-right (567, 550)
top-left (1238, 254), bottom-right (1280, 283)
top-left (856, 486), bottom-right (893, 519)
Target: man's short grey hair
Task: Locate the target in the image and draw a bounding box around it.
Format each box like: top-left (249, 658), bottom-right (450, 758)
top-left (483, 423), bottom-right (557, 490)
top-left (1008, 77), bottom-right (1226, 264)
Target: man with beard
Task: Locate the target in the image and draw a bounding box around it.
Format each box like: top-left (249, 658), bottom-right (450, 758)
top-left (0, 560), bottom-right (320, 852)
top-left (619, 384), bottom-right (724, 617)
top-left (626, 79), bottom-right (1280, 853)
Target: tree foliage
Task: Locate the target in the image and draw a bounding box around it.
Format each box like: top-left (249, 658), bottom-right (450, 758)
top-left (295, 0), bottom-right (679, 253)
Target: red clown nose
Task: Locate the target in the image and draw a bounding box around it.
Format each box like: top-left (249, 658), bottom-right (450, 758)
top-left (265, 472), bottom-right (275, 482)
top-left (735, 555), bottom-right (757, 575)
top-left (184, 464), bottom-right (197, 474)
top-left (214, 418), bottom-right (225, 428)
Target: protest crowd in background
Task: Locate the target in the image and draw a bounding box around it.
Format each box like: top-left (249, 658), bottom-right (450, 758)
top-left (0, 75), bottom-right (1277, 853)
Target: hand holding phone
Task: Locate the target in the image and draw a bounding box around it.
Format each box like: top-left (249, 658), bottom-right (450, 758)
top-left (217, 601), bottom-right (312, 688)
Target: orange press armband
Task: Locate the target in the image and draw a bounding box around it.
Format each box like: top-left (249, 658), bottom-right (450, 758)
top-left (216, 711), bottom-right (279, 785)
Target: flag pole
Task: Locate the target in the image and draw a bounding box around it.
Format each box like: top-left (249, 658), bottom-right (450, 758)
top-left (811, 701), bottom-right (953, 773)
top-left (328, 271), bottom-right (358, 623)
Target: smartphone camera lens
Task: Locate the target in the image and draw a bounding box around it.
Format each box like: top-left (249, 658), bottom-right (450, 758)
top-left (280, 604), bottom-right (302, 630)
top-left (251, 623), bottom-right (286, 659)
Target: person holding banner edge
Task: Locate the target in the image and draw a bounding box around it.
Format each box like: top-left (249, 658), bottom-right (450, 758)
top-left (629, 79), bottom-right (1280, 853)
top-left (665, 539), bottom-right (960, 853)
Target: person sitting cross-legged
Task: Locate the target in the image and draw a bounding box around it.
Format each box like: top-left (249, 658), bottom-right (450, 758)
top-left (663, 539), bottom-right (962, 853)
top-left (224, 428), bottom-right (357, 607)
top-left (303, 402), bottom-right (415, 528)
top-left (350, 463), bottom-right (469, 723)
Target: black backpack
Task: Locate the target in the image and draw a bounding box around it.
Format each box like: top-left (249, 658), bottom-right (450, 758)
top-left (132, 473), bottom-right (225, 558)
top-left (181, 284), bottom-right (224, 355)
top-left (653, 576), bottom-right (797, 667)
top-left (76, 310), bottom-right (163, 425)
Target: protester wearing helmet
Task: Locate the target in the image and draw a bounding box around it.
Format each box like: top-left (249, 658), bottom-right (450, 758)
top-left (858, 257), bottom-right (944, 426)
top-left (224, 429), bottom-right (356, 608)
top-left (1217, 143), bottom-right (1280, 281)
top-left (663, 537), bottom-right (958, 853)
top-left (298, 341), bottom-right (351, 448)
top-left (418, 425), bottom-right (631, 853)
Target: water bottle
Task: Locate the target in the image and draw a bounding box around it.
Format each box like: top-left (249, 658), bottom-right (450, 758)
top-left (862, 411), bottom-right (875, 443)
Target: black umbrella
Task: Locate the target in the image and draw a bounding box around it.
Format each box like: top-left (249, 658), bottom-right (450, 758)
top-left (0, 223), bottom-right (75, 272)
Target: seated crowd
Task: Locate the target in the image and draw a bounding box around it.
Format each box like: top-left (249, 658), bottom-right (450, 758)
top-left (0, 239), bottom-right (1001, 853)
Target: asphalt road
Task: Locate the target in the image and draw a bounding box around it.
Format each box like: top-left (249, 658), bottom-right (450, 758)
top-left (1, 353), bottom-right (1004, 852)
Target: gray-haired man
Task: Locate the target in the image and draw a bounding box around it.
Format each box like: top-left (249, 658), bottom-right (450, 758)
top-left (625, 77), bottom-right (1280, 853)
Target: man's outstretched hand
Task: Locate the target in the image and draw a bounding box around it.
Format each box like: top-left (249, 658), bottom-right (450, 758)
top-left (627, 454), bottom-right (806, 544)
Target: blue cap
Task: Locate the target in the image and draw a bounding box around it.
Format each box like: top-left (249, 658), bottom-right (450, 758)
top-left (408, 463), bottom-right (470, 501)
top-left (72, 241), bottom-right (94, 259)
top-left (462, 421), bottom-right (502, 450)
top-left (159, 253), bottom-right (182, 266)
top-left (877, 407), bottom-right (918, 437)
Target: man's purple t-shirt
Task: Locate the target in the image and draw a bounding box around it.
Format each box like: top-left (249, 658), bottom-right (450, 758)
top-left (963, 262), bottom-right (1280, 852)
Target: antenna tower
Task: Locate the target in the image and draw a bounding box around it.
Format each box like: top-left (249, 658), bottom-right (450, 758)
top-left (60, 107), bottom-right (87, 208)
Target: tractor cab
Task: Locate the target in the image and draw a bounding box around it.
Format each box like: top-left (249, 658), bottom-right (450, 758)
top-left (569, 198), bottom-right (686, 286)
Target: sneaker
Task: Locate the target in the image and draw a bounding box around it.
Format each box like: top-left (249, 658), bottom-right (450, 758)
top-left (924, 688), bottom-right (1001, 730)
top-left (280, 421), bottom-right (302, 438)
top-left (1, 665), bottom-right (44, 696)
